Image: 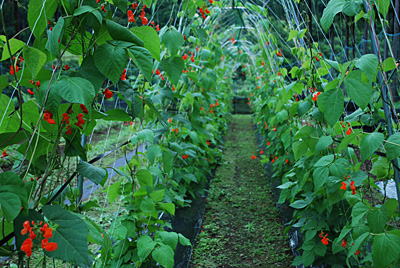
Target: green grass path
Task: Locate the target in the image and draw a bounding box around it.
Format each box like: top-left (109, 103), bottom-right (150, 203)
top-left (189, 114), bottom-right (293, 267)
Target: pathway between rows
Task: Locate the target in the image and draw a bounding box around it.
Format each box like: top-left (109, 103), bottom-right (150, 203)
top-left (189, 114), bottom-right (293, 267)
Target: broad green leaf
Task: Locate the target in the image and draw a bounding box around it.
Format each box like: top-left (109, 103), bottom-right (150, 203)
top-left (27, 0), bottom-right (58, 39)
top-left (152, 244), bottom-right (174, 268)
top-left (314, 154), bottom-right (334, 167)
top-left (0, 75), bottom-right (8, 90)
top-left (382, 57), bottom-right (397, 72)
top-left (0, 94), bottom-right (19, 133)
top-left (287, 30), bottom-right (299, 41)
top-left (137, 235), bottom-right (156, 261)
top-left (23, 45), bottom-right (47, 78)
top-left (42, 205), bottom-right (90, 266)
top-left (131, 26), bottom-right (160, 61)
top-left (0, 37), bottom-right (24, 61)
top-left (161, 28), bottom-right (184, 56)
top-left (74, 5), bottom-right (102, 24)
top-left (77, 161), bottom-right (107, 186)
top-left (106, 20), bottom-right (144, 46)
top-left (343, 0), bottom-right (362, 16)
top-left (194, 28), bottom-right (207, 43)
top-left (351, 202), bottom-right (368, 226)
top-left (157, 231), bottom-right (178, 250)
top-left (372, 232), bottom-right (400, 267)
top-left (313, 167), bottom-right (329, 189)
top-left (384, 132), bottom-right (400, 160)
top-left (355, 54), bottom-right (378, 81)
top-left (64, 132), bottom-right (87, 161)
top-left (161, 57), bottom-right (184, 85)
top-left (74, 56), bottom-right (105, 90)
top-left (324, 60), bottom-right (341, 72)
top-left (368, 206), bottom-right (388, 233)
top-left (131, 129), bottom-right (154, 145)
top-left (0, 172), bottom-right (28, 222)
top-left (329, 158), bottom-right (350, 178)
top-left (144, 99), bottom-right (166, 127)
top-left (370, 156), bottom-right (389, 179)
top-left (297, 101), bottom-right (312, 116)
top-left (0, 193), bottom-right (21, 222)
top-left (315, 136), bottom-right (333, 154)
top-left (375, 0), bottom-right (390, 17)
top-left (53, 76), bottom-right (95, 110)
top-left (140, 198), bottom-right (156, 213)
top-left (344, 70), bottom-right (373, 109)
top-left (158, 203), bottom-right (175, 216)
top-left (150, 189), bottom-right (165, 202)
top-left (348, 232), bottom-right (370, 256)
top-left (94, 43), bottom-right (128, 85)
top-left (108, 181), bottom-right (121, 204)
top-left (46, 17), bottom-right (64, 57)
top-left (178, 233), bottom-right (191, 246)
top-left (317, 87), bottom-right (344, 126)
top-left (320, 0), bottom-right (346, 32)
top-left (162, 149), bottom-right (173, 174)
top-left (292, 140), bottom-right (308, 160)
top-left (136, 169), bottom-right (153, 187)
top-left (128, 47), bottom-right (153, 83)
top-left (147, 144), bottom-right (161, 165)
top-left (360, 132), bottom-right (384, 162)
top-left (290, 200), bottom-right (308, 209)
top-left (103, 109), bottom-right (132, 121)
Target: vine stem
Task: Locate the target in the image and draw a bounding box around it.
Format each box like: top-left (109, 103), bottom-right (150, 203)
top-left (18, 18), bottom-right (78, 179)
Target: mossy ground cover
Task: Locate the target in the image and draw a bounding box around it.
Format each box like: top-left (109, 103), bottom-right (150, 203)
top-left (190, 114), bottom-right (293, 267)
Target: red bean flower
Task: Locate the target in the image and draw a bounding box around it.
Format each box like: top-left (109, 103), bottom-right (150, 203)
top-left (341, 239), bottom-right (347, 248)
top-left (10, 65), bottom-right (19, 75)
top-left (127, 10), bottom-right (135, 22)
top-left (182, 54), bottom-right (188, 60)
top-left (1, 150), bottom-right (8, 158)
top-left (21, 238), bottom-right (33, 257)
top-left (43, 111), bottom-right (56, 124)
top-left (251, 154), bottom-right (256, 160)
top-left (103, 88), bottom-right (113, 99)
top-left (312, 91), bottom-right (321, 101)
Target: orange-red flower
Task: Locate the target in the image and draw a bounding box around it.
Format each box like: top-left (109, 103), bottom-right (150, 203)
top-left (27, 89), bottom-right (34, 95)
top-left (103, 88), bottom-right (113, 99)
top-left (120, 69), bottom-right (127, 80)
top-left (43, 111), bottom-right (55, 124)
top-left (312, 92), bottom-right (321, 101)
top-left (61, 113), bottom-right (70, 124)
top-left (127, 10), bottom-right (135, 22)
top-left (21, 238), bottom-right (33, 257)
top-left (10, 65), bottom-right (19, 75)
top-left (350, 181), bottom-right (356, 195)
top-left (341, 239), bottom-right (347, 247)
top-left (346, 127), bottom-right (352, 135)
top-left (182, 54), bottom-right (188, 60)
top-left (75, 113), bottom-right (85, 129)
top-left (1, 149), bottom-right (8, 158)
top-left (251, 154), bottom-right (256, 160)
top-left (340, 182), bottom-right (347, 190)
top-left (41, 239), bottom-right (57, 251)
top-left (80, 104), bottom-right (88, 114)
top-left (319, 232), bottom-right (329, 245)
